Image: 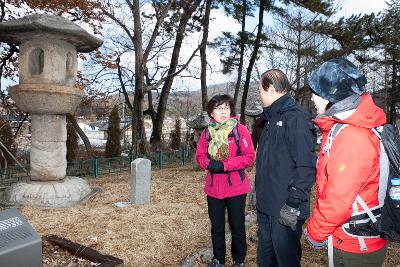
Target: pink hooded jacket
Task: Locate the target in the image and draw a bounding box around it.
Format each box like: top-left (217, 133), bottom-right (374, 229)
top-left (195, 120), bottom-right (255, 199)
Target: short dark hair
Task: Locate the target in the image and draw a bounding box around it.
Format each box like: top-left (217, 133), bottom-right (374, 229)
top-left (260, 69), bottom-right (292, 93)
top-left (206, 94), bottom-right (235, 117)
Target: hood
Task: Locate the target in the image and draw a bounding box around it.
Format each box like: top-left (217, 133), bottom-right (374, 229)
top-left (315, 93), bottom-right (386, 131)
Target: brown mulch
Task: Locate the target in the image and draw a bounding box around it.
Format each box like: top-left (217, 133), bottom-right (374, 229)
top-left (13, 165), bottom-right (400, 266)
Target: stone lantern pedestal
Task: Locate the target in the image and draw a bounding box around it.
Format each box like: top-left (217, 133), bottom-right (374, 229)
top-left (0, 14), bottom-right (103, 207)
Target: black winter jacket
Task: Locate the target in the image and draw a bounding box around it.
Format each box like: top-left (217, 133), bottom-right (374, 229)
top-left (255, 93), bottom-right (316, 220)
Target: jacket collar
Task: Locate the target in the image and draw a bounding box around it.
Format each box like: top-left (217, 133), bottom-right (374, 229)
top-left (262, 93), bottom-right (295, 120)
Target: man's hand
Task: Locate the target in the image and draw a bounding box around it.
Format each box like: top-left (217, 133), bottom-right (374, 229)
top-left (208, 159), bottom-right (224, 173)
top-left (278, 203), bottom-right (300, 231)
top-left (304, 228), bottom-right (327, 249)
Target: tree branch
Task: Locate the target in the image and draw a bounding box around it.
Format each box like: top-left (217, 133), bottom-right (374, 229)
top-left (116, 56), bottom-right (134, 111)
top-left (143, 0), bottom-right (175, 63)
top-left (145, 43), bottom-right (203, 91)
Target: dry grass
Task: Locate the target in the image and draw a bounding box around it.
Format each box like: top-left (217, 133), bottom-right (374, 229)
top-left (16, 165), bottom-right (400, 266)
top-left (21, 166), bottom-right (210, 266)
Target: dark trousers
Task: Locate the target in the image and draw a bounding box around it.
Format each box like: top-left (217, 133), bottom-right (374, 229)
top-left (257, 211), bottom-right (304, 267)
top-left (333, 245), bottom-right (387, 267)
top-left (207, 194), bottom-right (247, 264)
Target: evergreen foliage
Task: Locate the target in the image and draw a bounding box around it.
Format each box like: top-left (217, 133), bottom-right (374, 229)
top-left (105, 106), bottom-right (121, 157)
top-left (0, 117), bottom-right (16, 167)
top-left (170, 118), bottom-right (182, 150)
top-left (66, 115), bottom-right (79, 161)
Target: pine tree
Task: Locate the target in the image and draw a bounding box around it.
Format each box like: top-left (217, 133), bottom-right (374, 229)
top-left (0, 117), bottom-right (16, 167)
top-left (170, 118), bottom-right (182, 150)
top-left (66, 115), bottom-right (79, 161)
top-left (105, 106), bottom-right (121, 158)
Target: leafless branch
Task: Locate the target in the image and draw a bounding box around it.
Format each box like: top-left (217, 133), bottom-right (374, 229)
top-left (145, 43), bottom-right (203, 91)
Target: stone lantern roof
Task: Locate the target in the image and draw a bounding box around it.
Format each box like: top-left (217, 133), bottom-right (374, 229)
top-left (187, 111), bottom-right (210, 129)
top-left (245, 102), bottom-right (263, 117)
top-left (0, 14), bottom-right (102, 52)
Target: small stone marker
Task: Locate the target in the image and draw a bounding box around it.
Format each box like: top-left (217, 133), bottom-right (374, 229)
top-left (131, 158), bottom-right (151, 204)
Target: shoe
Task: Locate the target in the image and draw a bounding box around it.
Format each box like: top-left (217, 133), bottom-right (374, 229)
top-left (231, 262), bottom-right (244, 267)
top-left (208, 258), bottom-right (224, 267)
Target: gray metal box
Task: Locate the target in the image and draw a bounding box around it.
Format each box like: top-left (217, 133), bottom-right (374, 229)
top-left (0, 208), bottom-right (42, 267)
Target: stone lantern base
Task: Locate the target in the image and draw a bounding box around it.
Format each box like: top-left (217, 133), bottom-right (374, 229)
top-left (2, 177), bottom-right (92, 208)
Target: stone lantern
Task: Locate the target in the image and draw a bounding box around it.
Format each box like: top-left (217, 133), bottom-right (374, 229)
top-left (187, 111), bottom-right (209, 170)
top-left (187, 111), bottom-right (210, 143)
top-left (0, 14), bottom-right (102, 207)
top-left (245, 102), bottom-right (263, 132)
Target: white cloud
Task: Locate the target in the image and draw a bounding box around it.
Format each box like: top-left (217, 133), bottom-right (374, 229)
top-left (208, 9), bottom-right (241, 41)
top-left (335, 0), bottom-right (387, 18)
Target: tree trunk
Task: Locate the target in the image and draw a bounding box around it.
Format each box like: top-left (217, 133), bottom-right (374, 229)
top-left (233, 0), bottom-right (247, 109)
top-left (389, 57), bottom-right (397, 124)
top-left (144, 90), bottom-right (157, 143)
top-left (131, 0), bottom-right (146, 154)
top-left (13, 113), bottom-right (29, 138)
top-left (295, 17), bottom-right (302, 92)
top-left (151, 0), bottom-right (201, 143)
top-left (200, 0), bottom-right (212, 110)
top-left (66, 114), bottom-right (93, 158)
top-left (240, 0), bottom-right (265, 125)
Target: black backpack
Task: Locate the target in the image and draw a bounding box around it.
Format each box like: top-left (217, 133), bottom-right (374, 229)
top-left (338, 124), bottom-right (400, 243)
top-left (376, 124), bottom-right (400, 242)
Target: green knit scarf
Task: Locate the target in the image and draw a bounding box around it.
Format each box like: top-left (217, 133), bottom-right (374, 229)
top-left (207, 118), bottom-right (237, 160)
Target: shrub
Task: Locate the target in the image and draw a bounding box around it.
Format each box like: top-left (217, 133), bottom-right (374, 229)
top-left (170, 118), bottom-right (181, 150)
top-left (0, 117), bottom-right (16, 167)
top-left (105, 106), bottom-right (121, 157)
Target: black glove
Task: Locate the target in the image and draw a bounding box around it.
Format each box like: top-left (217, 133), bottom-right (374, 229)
top-left (304, 228), bottom-right (327, 249)
top-left (278, 203), bottom-right (300, 231)
top-left (207, 159), bottom-right (224, 173)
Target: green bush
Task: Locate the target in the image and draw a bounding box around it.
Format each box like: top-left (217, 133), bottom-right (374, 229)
top-left (105, 106), bottom-right (121, 157)
top-left (0, 117), bottom-right (16, 167)
top-left (170, 118), bottom-right (181, 150)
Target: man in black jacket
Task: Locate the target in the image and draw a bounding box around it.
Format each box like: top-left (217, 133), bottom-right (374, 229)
top-left (256, 69), bottom-right (316, 267)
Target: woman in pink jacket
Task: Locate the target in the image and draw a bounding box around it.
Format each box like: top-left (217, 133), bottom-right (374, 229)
top-left (196, 94), bottom-right (255, 267)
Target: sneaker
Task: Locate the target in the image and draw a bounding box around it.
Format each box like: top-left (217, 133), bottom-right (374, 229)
top-left (208, 259), bottom-right (224, 267)
top-left (231, 262), bottom-right (244, 267)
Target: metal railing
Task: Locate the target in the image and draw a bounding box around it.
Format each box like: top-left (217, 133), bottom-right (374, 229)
top-left (0, 148), bottom-right (195, 187)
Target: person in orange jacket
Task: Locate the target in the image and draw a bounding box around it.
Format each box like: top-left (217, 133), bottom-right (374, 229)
top-left (305, 58), bottom-right (388, 267)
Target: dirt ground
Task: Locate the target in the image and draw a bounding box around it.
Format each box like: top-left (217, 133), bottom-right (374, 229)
top-left (17, 165), bottom-right (400, 266)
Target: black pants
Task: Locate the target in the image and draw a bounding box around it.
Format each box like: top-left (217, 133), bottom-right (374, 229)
top-left (257, 211), bottom-right (304, 267)
top-left (207, 194), bottom-right (247, 264)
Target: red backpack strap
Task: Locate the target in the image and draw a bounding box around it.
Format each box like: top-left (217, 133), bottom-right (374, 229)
top-left (205, 127), bottom-right (211, 143)
top-left (232, 125), bottom-right (241, 155)
top-left (233, 125), bottom-right (246, 182)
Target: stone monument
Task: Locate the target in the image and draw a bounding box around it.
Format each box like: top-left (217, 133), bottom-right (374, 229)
top-left (0, 14), bottom-right (103, 207)
top-left (130, 158), bottom-right (151, 205)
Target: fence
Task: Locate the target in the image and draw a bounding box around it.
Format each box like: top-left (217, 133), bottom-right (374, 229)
top-left (0, 148), bottom-right (195, 188)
